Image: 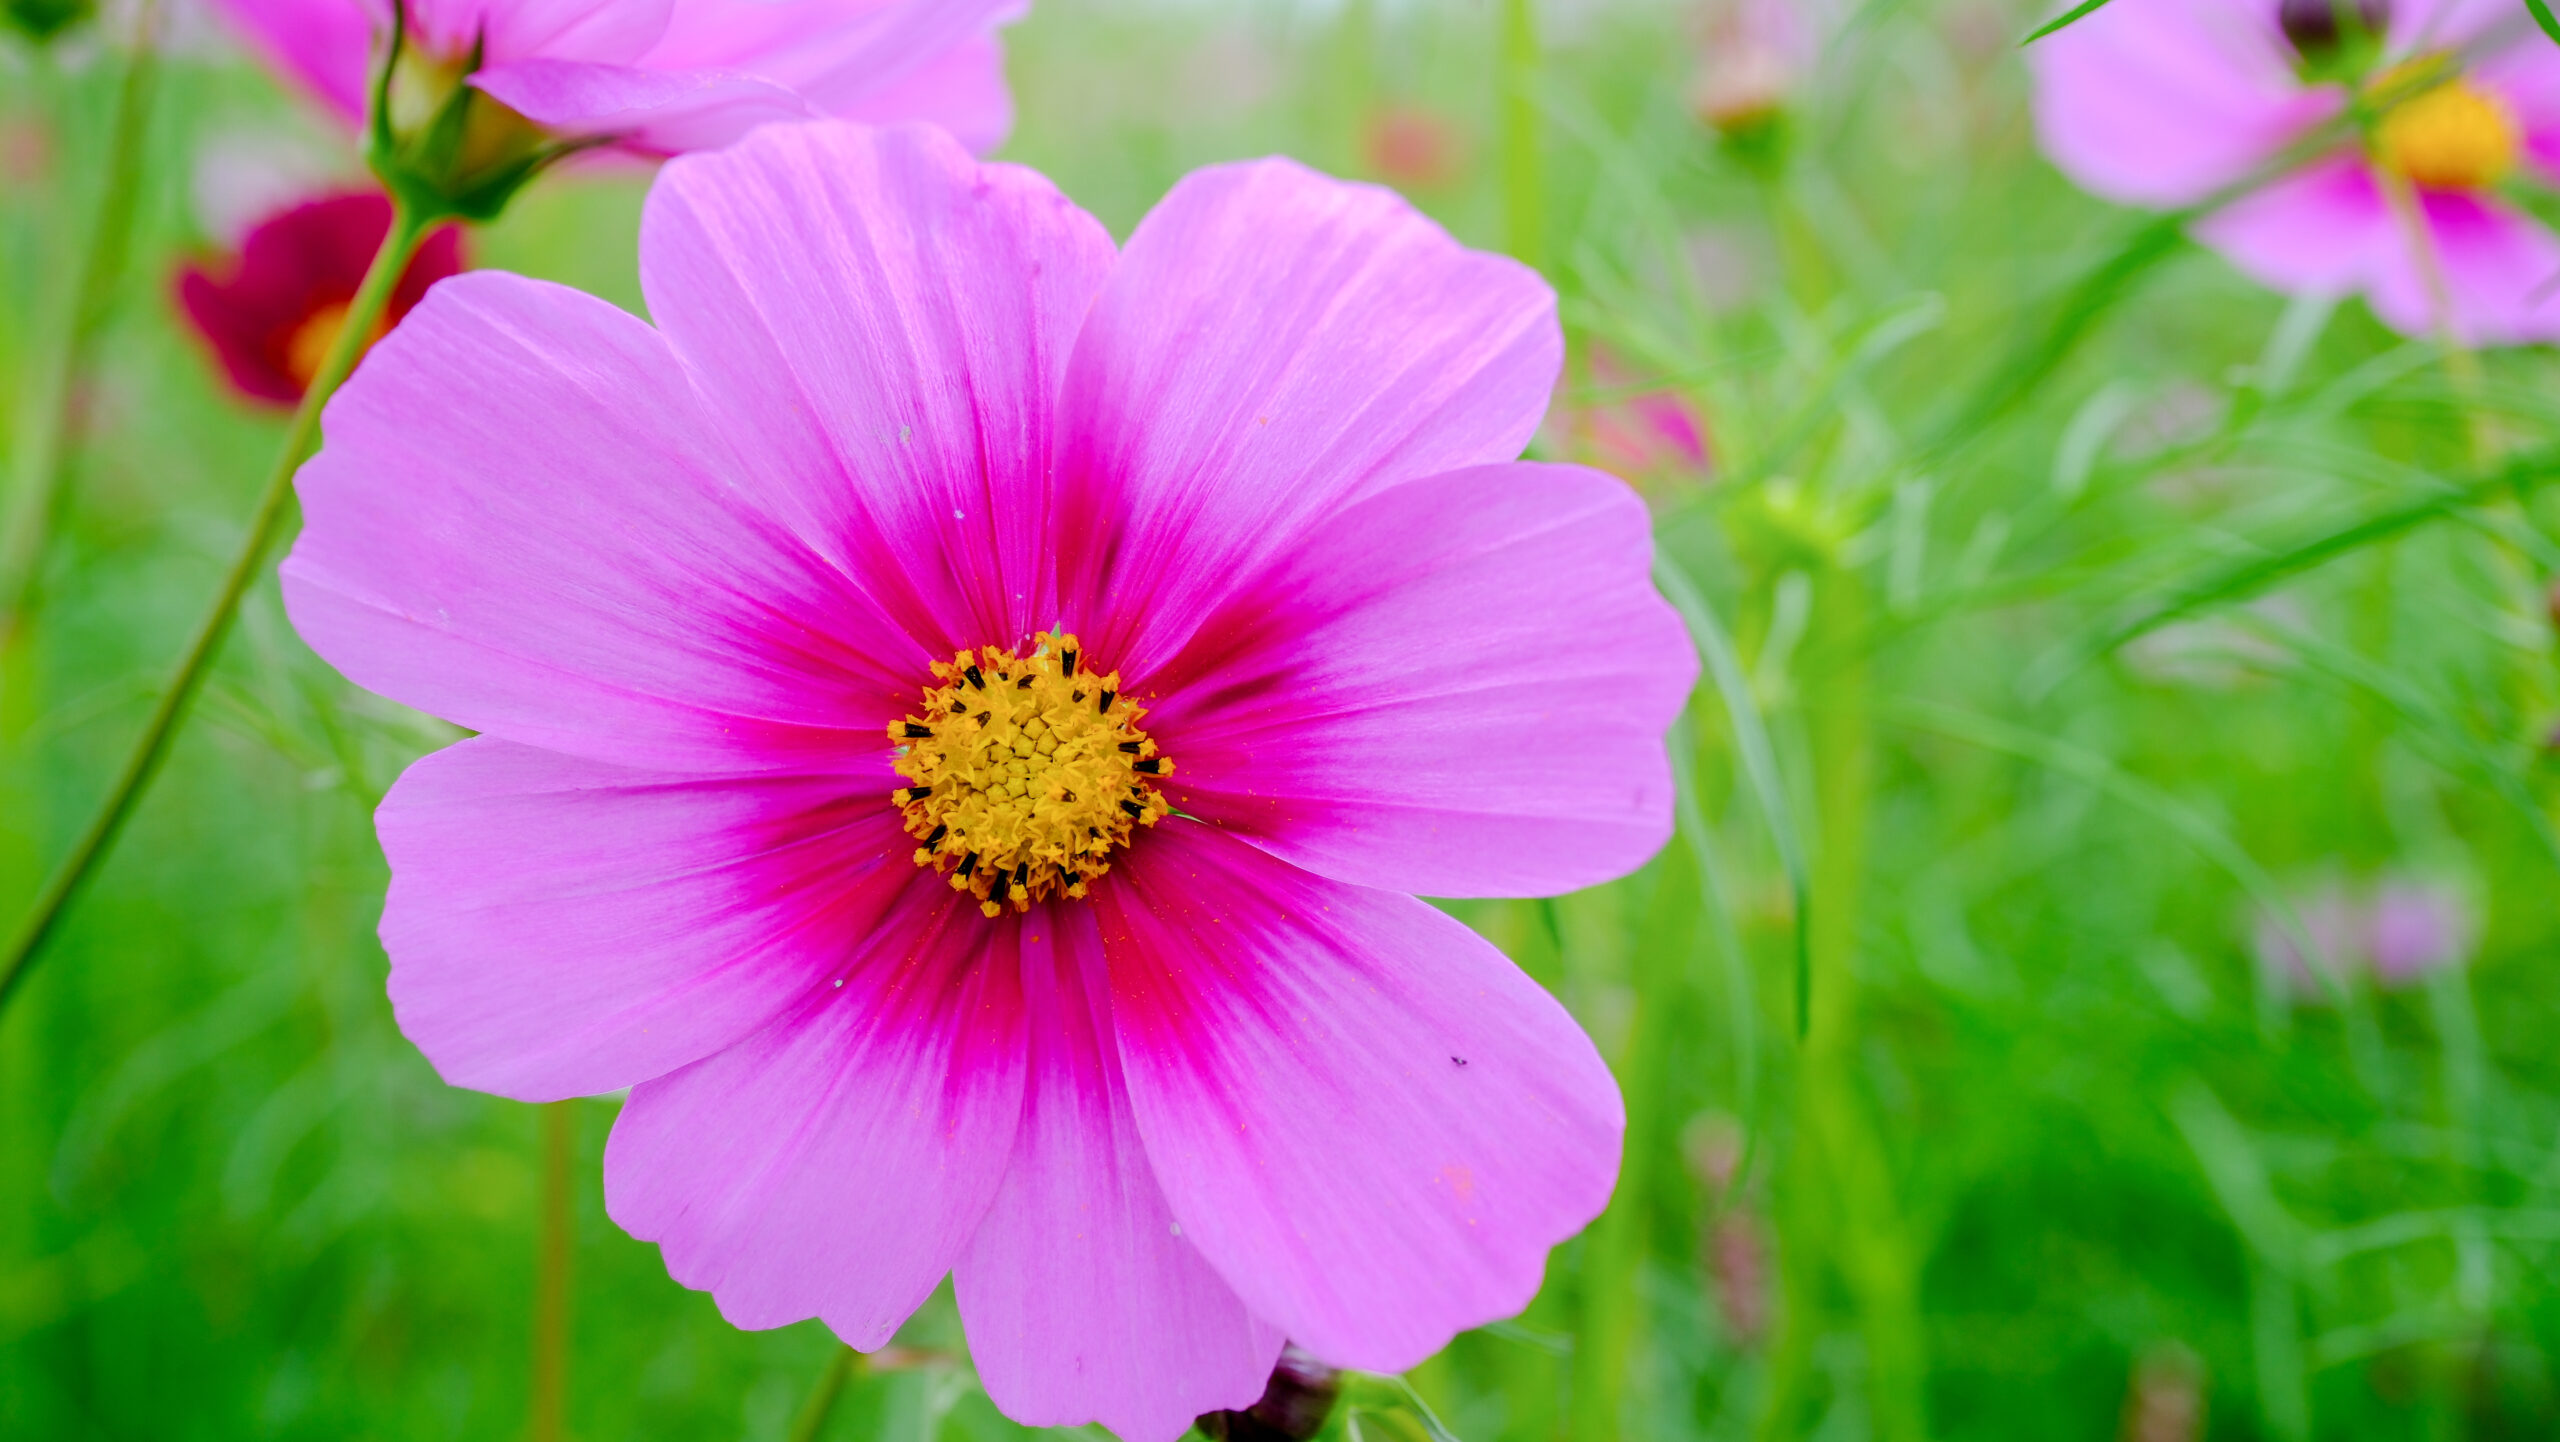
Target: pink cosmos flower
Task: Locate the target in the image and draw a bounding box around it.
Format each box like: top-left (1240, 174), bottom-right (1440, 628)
top-left (281, 121), bottom-right (1691, 1439)
top-left (210, 0), bottom-right (1021, 156)
top-left (2030, 0), bottom-right (2560, 344)
top-left (178, 191), bottom-right (466, 407)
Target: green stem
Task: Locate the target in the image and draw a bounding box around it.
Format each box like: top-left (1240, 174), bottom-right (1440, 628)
top-left (1568, 840), bottom-right (1697, 1442)
top-left (1758, 571), bottom-right (1928, 1442)
top-left (0, 201), bottom-right (431, 1019)
top-left (531, 1101), bottom-right (575, 1442)
top-left (787, 1346), bottom-right (865, 1442)
top-left (1497, 0), bottom-right (1543, 270)
top-left (0, 3), bottom-right (160, 636)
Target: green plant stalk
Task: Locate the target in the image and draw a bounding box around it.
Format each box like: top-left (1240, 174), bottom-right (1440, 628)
top-left (1498, 0), bottom-right (1543, 270)
top-left (788, 1347), bottom-right (865, 1442)
top-left (531, 1101), bottom-right (575, 1442)
top-left (1569, 839), bottom-right (1698, 1442)
top-left (0, 10), bottom-right (159, 637)
top-left (1759, 572), bottom-right (1928, 1442)
top-left (0, 202), bottom-right (431, 1019)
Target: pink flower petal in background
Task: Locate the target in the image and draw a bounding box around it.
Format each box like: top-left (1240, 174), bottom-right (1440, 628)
top-left (1148, 461), bottom-right (1691, 899)
top-left (2191, 155), bottom-right (2396, 298)
top-left (1051, 157), bottom-right (1560, 677)
top-left (2027, 0), bottom-right (2339, 207)
top-left (954, 913), bottom-right (1283, 1437)
top-left (206, 0), bottom-right (1023, 156)
top-left (211, 0), bottom-right (375, 121)
top-left (1095, 823), bottom-right (1623, 1372)
top-left (604, 884), bottom-right (1028, 1345)
top-left (2365, 188), bottom-right (2560, 344)
top-left (378, 737), bottom-right (908, 1101)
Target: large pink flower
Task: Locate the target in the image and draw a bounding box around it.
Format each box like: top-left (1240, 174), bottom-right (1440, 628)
top-left (281, 121), bottom-right (1691, 1439)
top-left (2030, 0), bottom-right (2560, 343)
top-left (211, 0), bottom-right (1020, 156)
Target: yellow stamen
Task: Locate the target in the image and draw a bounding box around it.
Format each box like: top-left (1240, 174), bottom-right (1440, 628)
top-left (283, 300), bottom-right (387, 391)
top-left (2374, 68), bottom-right (2520, 192)
top-left (888, 631), bottom-right (1173, 918)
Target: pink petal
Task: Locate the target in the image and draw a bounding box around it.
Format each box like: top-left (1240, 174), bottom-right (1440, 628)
top-left (2471, 37), bottom-right (2560, 184)
top-left (471, 60), bottom-right (817, 156)
top-left (408, 0), bottom-right (671, 64)
top-left (604, 890), bottom-right (1029, 1346)
top-left (645, 0), bottom-right (1022, 154)
top-left (281, 270), bottom-right (925, 775)
top-left (208, 0), bottom-right (376, 123)
top-left (2388, 0), bottom-right (2537, 55)
top-left (377, 737), bottom-right (911, 1102)
top-left (827, 33), bottom-right (1015, 156)
top-left (1092, 823), bottom-right (1623, 1372)
top-left (2191, 154), bottom-right (2397, 296)
top-left (639, 121), bottom-right (1115, 657)
top-left (2027, 0), bottom-right (2341, 207)
top-left (954, 909), bottom-right (1282, 1441)
top-left (1051, 158), bottom-right (1560, 679)
top-left (2366, 189), bottom-right (2560, 344)
top-left (1143, 462), bottom-right (1691, 898)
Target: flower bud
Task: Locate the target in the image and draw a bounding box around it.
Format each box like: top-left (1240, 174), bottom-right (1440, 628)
top-left (1196, 1346), bottom-right (1340, 1442)
top-left (2279, 0), bottom-right (2386, 60)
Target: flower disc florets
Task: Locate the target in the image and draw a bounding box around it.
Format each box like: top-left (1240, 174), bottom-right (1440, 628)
top-left (889, 632), bottom-right (1173, 917)
top-left (2372, 62), bottom-right (2520, 191)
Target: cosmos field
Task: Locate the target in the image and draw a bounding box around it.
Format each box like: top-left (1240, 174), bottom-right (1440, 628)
top-left (8, 0), bottom-right (2560, 1438)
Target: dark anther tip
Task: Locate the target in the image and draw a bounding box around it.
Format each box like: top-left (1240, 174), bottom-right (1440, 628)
top-left (956, 853), bottom-right (979, 876)
top-left (1118, 741), bottom-right (1143, 753)
top-left (1120, 800), bottom-right (1147, 818)
top-left (1063, 650), bottom-right (1079, 676)
top-left (965, 665), bottom-right (986, 690)
top-left (924, 824), bottom-right (948, 847)
top-left (903, 723), bottom-right (933, 738)
top-left (1133, 759), bottom-right (1162, 774)
top-left (903, 786), bottom-right (934, 802)
top-left (1098, 689), bottom-right (1117, 712)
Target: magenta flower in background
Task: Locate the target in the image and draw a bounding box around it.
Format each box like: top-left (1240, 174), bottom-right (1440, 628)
top-left (2030, 0), bottom-right (2560, 344)
top-left (281, 120), bottom-right (1692, 1439)
top-left (210, 0), bottom-right (1021, 156)
top-left (177, 191), bottom-right (465, 406)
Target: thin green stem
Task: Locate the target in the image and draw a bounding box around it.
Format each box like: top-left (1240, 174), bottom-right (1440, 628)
top-left (1497, 0), bottom-right (1543, 270)
top-left (787, 1346), bottom-right (865, 1442)
top-left (531, 1101), bottom-right (574, 1442)
top-left (0, 2), bottom-right (160, 635)
top-left (0, 202), bottom-right (430, 1019)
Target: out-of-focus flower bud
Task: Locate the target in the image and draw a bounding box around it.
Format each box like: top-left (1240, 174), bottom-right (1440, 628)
top-left (2279, 0), bottom-right (2387, 62)
top-left (1363, 103), bottom-right (1467, 192)
top-left (1565, 344), bottom-right (1713, 500)
top-left (2249, 881), bottom-right (2364, 1000)
top-left (1691, 0), bottom-right (1816, 147)
top-left (2367, 877), bottom-right (2474, 985)
top-left (2119, 1344), bottom-right (2206, 1442)
top-left (1197, 1346), bottom-right (1340, 1442)
top-left (1683, 1113), bottom-right (1772, 1348)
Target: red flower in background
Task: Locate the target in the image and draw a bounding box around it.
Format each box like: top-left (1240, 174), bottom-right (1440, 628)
top-left (177, 192), bottom-right (465, 407)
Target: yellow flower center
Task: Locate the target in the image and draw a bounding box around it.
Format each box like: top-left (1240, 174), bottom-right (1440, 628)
top-left (284, 300), bottom-right (385, 391)
top-left (2374, 70), bottom-right (2520, 192)
top-left (889, 632), bottom-right (1173, 918)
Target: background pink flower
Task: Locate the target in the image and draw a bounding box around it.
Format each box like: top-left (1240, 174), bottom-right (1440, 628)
top-left (280, 120), bottom-right (1692, 1440)
top-left (2029, 0), bottom-right (2560, 344)
top-left (210, 0), bottom-right (1022, 156)
top-left (177, 191), bottom-right (465, 406)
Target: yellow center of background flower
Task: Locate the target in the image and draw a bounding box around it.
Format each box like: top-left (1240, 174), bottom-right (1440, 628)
top-left (890, 632), bottom-right (1173, 918)
top-left (2374, 72), bottom-right (2520, 191)
top-left (284, 301), bottom-right (387, 391)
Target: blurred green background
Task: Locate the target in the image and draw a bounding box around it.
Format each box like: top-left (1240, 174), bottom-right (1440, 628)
top-left (6, 0), bottom-right (2560, 1438)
